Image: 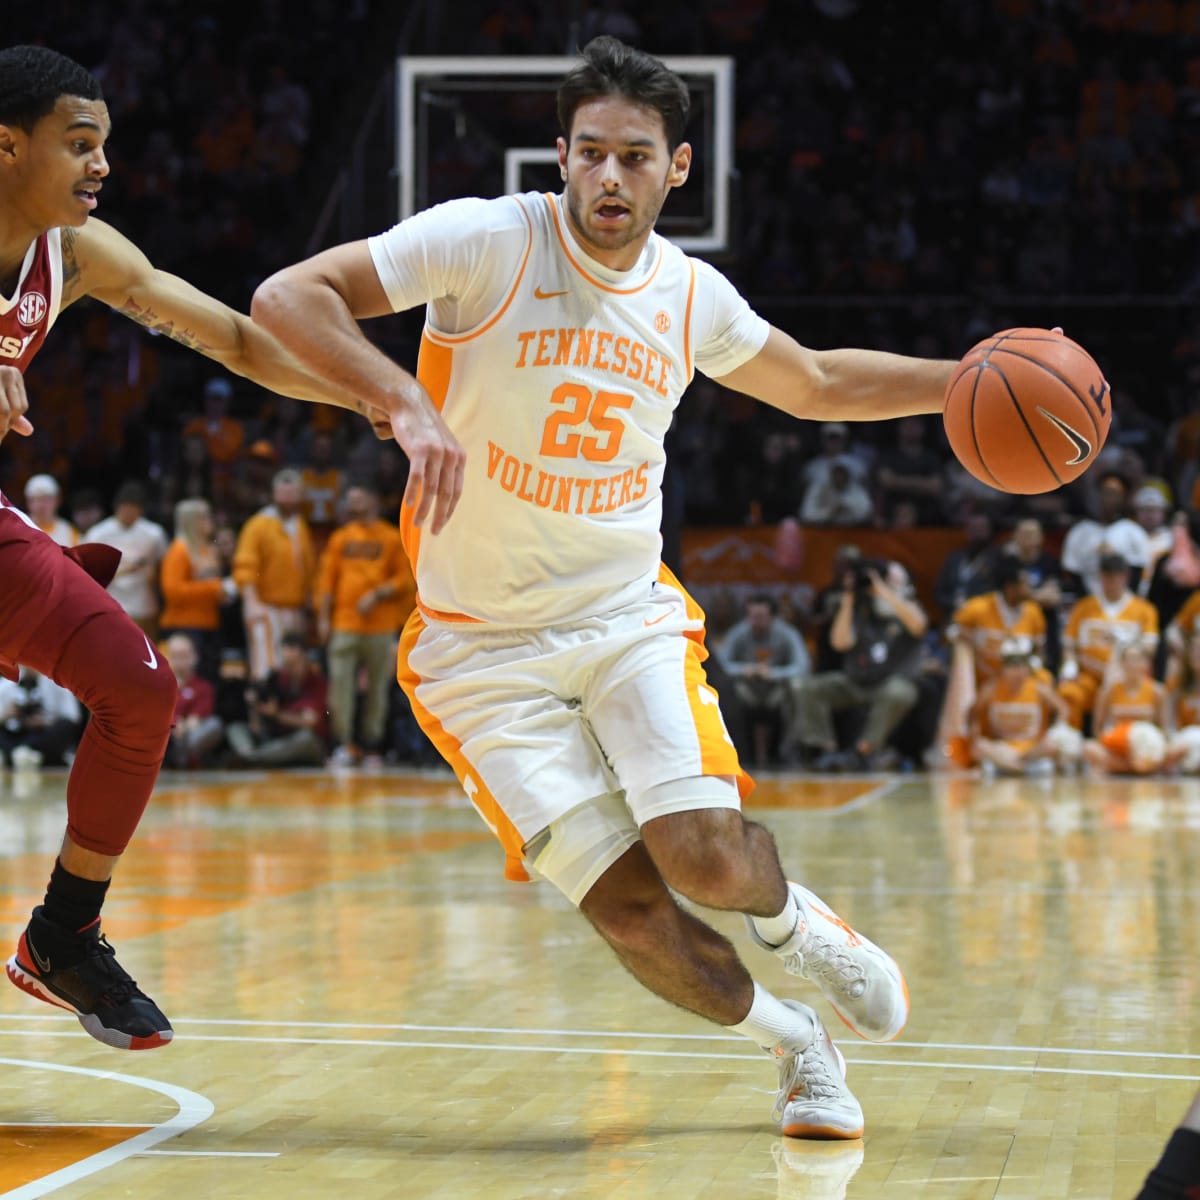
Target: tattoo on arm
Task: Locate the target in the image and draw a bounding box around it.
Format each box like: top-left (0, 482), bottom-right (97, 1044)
top-left (60, 228), bottom-right (83, 305)
top-left (117, 297), bottom-right (213, 352)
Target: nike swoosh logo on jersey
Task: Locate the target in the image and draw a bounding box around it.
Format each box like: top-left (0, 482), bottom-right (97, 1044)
top-left (534, 286), bottom-right (569, 299)
top-left (644, 609), bottom-right (674, 628)
top-left (141, 634), bottom-right (159, 670)
top-left (1037, 407), bottom-right (1092, 466)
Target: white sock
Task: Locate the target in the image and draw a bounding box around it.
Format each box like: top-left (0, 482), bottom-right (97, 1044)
top-left (752, 887), bottom-right (800, 948)
top-left (726, 982), bottom-right (810, 1052)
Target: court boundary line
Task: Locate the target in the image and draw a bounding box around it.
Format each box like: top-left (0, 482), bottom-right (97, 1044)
top-left (0, 1029), bottom-right (1194, 1085)
top-left (0, 1057), bottom-right (214, 1199)
top-left (804, 776), bottom-right (906, 815)
top-left (1, 1014), bottom-right (1195, 1062)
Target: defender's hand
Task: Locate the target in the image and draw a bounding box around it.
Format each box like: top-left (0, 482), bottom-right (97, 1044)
top-left (0, 367), bottom-right (34, 441)
top-left (389, 390), bottom-right (466, 536)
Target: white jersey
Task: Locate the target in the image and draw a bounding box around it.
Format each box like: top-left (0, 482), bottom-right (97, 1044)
top-left (368, 191), bottom-right (768, 626)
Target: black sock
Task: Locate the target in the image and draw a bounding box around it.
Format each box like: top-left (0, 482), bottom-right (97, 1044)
top-left (41, 859), bottom-right (110, 935)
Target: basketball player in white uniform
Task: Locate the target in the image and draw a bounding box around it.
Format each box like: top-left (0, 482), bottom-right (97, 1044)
top-left (255, 38), bottom-right (962, 1138)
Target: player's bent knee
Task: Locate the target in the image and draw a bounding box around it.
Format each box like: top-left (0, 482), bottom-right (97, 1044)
top-left (57, 616), bottom-right (179, 738)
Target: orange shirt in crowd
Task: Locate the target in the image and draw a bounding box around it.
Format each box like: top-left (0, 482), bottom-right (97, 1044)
top-left (301, 466), bottom-right (344, 529)
top-left (1170, 590), bottom-right (1200, 646)
top-left (1104, 677), bottom-right (1161, 727)
top-left (317, 519), bottom-right (415, 635)
top-left (979, 673), bottom-right (1049, 744)
top-left (181, 414), bottom-right (246, 466)
top-left (950, 590), bottom-right (1047, 684)
top-left (233, 509), bottom-right (315, 609)
top-left (159, 539), bottom-right (225, 632)
top-left (1063, 593), bottom-right (1159, 679)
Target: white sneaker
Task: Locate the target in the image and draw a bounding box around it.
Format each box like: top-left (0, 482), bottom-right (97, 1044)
top-left (772, 999), bottom-right (864, 1140)
top-left (748, 882), bottom-right (909, 1042)
top-left (773, 1140), bottom-right (864, 1200)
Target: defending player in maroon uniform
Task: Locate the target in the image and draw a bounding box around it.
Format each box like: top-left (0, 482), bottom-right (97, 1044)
top-left (0, 46), bottom-right (464, 1049)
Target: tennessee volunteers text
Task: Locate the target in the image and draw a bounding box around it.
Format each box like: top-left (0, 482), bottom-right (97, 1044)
top-left (514, 328), bottom-right (673, 397)
top-left (487, 440), bottom-right (649, 515)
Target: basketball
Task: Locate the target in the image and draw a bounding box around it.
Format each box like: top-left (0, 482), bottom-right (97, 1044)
top-left (943, 328), bottom-right (1111, 494)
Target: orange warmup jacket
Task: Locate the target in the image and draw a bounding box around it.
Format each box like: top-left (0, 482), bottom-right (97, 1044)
top-left (232, 509), bottom-right (316, 608)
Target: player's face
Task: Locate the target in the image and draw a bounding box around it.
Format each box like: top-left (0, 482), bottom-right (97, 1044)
top-left (558, 96), bottom-right (690, 270)
top-left (0, 96), bottom-right (110, 231)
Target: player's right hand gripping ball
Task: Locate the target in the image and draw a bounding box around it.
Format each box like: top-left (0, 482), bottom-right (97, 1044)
top-left (943, 328), bottom-right (1110, 494)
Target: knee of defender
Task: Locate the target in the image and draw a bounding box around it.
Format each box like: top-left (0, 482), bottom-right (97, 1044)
top-left (90, 667), bottom-right (179, 737)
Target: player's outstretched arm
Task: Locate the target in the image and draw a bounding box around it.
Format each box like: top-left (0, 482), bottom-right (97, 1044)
top-left (252, 242), bottom-right (465, 535)
top-left (714, 327), bottom-right (957, 421)
top-left (66, 220), bottom-right (390, 429)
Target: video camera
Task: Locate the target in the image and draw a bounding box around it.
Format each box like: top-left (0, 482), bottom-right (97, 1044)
top-left (849, 558), bottom-right (888, 592)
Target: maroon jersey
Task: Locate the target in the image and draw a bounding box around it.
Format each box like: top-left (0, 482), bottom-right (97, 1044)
top-left (0, 230), bottom-right (62, 373)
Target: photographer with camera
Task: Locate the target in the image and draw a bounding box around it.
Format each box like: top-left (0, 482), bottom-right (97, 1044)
top-left (226, 633), bottom-right (328, 767)
top-left (0, 667), bottom-right (83, 769)
top-left (790, 558), bottom-right (928, 771)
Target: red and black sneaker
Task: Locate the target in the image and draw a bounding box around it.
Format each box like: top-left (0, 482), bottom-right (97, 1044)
top-left (6, 907), bottom-right (172, 1050)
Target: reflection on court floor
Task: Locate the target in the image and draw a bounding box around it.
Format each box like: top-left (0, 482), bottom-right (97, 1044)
top-left (0, 765), bottom-right (1195, 1198)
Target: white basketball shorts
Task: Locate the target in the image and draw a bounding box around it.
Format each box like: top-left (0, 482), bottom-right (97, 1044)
top-left (396, 567), bottom-right (751, 903)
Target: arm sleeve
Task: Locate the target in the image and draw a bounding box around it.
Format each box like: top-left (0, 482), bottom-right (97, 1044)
top-left (689, 258), bottom-right (771, 379)
top-left (366, 196), bottom-right (532, 334)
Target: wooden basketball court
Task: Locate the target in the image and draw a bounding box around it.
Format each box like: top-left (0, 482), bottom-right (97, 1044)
top-left (0, 764), bottom-right (1194, 1198)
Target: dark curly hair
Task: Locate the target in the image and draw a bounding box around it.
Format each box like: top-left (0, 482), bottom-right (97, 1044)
top-left (557, 37), bottom-right (691, 151)
top-left (0, 45), bottom-right (103, 133)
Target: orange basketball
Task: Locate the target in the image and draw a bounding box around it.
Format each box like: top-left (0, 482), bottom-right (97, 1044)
top-left (943, 328), bottom-right (1111, 494)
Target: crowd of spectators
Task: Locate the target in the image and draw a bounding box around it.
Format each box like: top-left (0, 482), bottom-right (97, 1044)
top-left (10, 1), bottom-right (1200, 771)
top-left (4, 458), bottom-right (432, 774)
top-left (707, 475), bottom-right (1200, 776)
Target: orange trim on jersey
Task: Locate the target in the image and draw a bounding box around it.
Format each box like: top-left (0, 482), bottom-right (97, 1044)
top-left (403, 334), bottom-right (455, 572)
top-left (396, 609), bottom-right (529, 881)
top-left (683, 260), bottom-right (696, 383)
top-left (655, 562), bottom-right (754, 799)
top-left (422, 198), bottom-right (535, 347)
top-left (415, 599), bottom-right (483, 625)
top-left (544, 193), bottom-right (664, 294)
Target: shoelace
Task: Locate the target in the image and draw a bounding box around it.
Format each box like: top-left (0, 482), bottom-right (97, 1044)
top-left (84, 934), bottom-right (142, 1007)
top-left (787, 932), bottom-right (867, 999)
top-left (772, 1039), bottom-right (842, 1122)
